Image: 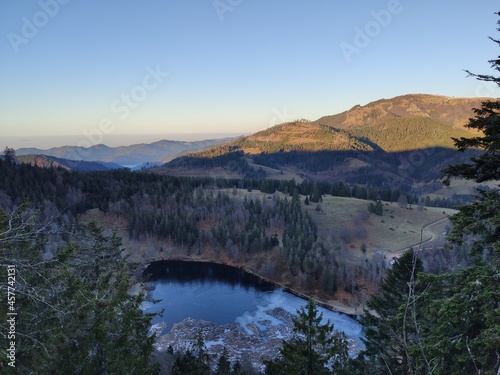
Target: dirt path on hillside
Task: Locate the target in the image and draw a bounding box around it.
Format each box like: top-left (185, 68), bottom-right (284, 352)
top-left (385, 216), bottom-right (450, 259)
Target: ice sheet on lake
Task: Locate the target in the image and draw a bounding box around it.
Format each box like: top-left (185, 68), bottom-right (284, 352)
top-left (235, 289), bottom-right (364, 343)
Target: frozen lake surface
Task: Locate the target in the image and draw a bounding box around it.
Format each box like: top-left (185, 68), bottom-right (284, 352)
top-left (143, 260), bottom-right (364, 352)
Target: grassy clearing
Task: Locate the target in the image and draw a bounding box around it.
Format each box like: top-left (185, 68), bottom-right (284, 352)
top-left (87, 185), bottom-right (461, 274)
top-left (302, 196), bottom-right (457, 256)
top-left (425, 178), bottom-right (499, 200)
top-left (220, 190), bottom-right (458, 258)
top-left (246, 158), bottom-right (304, 182)
top-left (220, 190), bottom-right (458, 256)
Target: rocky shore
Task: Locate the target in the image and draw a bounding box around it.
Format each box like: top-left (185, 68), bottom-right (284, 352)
top-left (153, 307), bottom-right (362, 372)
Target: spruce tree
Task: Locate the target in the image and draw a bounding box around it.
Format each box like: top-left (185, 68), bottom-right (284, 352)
top-left (415, 12), bottom-right (500, 373)
top-left (193, 330), bottom-right (211, 375)
top-left (441, 12), bottom-right (500, 263)
top-left (53, 222), bottom-right (158, 374)
top-left (357, 249), bottom-right (423, 375)
top-left (443, 13), bottom-right (500, 184)
top-left (416, 265), bottom-right (500, 374)
top-left (0, 214), bottom-right (158, 374)
top-left (264, 299), bottom-right (348, 375)
top-left (171, 331), bottom-right (210, 375)
top-left (171, 350), bottom-right (198, 375)
top-left (215, 347), bottom-right (231, 375)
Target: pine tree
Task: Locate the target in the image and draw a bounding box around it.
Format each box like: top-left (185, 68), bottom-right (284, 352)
top-left (231, 360), bottom-right (244, 375)
top-left (442, 12), bottom-right (500, 263)
top-left (192, 330), bottom-right (211, 375)
top-left (416, 265), bottom-right (500, 374)
top-left (171, 350), bottom-right (198, 375)
top-left (171, 331), bottom-right (211, 375)
top-left (411, 12), bottom-right (500, 374)
top-left (54, 222), bottom-right (158, 374)
top-left (2, 147), bottom-right (16, 163)
top-left (215, 347), bottom-right (231, 375)
top-left (356, 249), bottom-right (423, 375)
top-left (368, 200), bottom-right (383, 216)
top-left (264, 299), bottom-right (348, 375)
top-left (0, 214), bottom-right (158, 374)
top-left (443, 15), bottom-right (500, 184)
top-left (349, 13), bottom-right (500, 374)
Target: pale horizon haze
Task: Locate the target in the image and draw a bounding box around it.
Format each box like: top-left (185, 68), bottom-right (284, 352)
top-left (1, 1), bottom-right (499, 149)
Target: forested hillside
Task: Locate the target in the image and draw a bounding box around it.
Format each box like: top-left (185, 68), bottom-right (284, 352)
top-left (0, 156), bottom-right (388, 298)
top-left (315, 94), bottom-right (485, 131)
top-left (160, 95), bottom-right (485, 193)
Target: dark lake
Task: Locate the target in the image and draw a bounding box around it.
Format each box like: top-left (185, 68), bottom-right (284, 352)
top-left (143, 260), bottom-right (276, 333)
top-left (142, 260), bottom-right (363, 343)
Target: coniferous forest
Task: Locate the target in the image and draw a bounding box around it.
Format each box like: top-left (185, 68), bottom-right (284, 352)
top-left (1, 12), bottom-right (500, 375)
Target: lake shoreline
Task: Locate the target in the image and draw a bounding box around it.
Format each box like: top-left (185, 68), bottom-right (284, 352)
top-left (141, 259), bottom-right (364, 371)
top-left (139, 257), bottom-right (361, 319)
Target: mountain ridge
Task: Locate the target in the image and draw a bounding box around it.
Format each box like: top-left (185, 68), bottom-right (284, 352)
top-left (315, 94), bottom-right (486, 129)
top-left (16, 154), bottom-right (123, 172)
top-left (160, 94), bottom-right (487, 188)
top-left (167, 94), bottom-right (485, 160)
top-left (15, 138), bottom-right (236, 166)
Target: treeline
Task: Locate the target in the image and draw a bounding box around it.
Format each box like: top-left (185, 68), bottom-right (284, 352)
top-left (236, 124), bottom-right (372, 154)
top-left (125, 188), bottom-right (307, 260)
top-left (347, 117), bottom-right (472, 151)
top-left (0, 158), bottom-right (317, 282)
top-left (167, 150), bottom-right (266, 180)
top-left (252, 149), bottom-right (372, 173)
top-left (0, 155), bottom-right (463, 223)
top-left (0, 157), bottom-right (389, 297)
top-left (249, 147), bottom-right (478, 193)
top-left (0, 153), bottom-right (473, 300)
top-left (257, 178), bottom-right (466, 208)
top-left (164, 146), bottom-right (476, 208)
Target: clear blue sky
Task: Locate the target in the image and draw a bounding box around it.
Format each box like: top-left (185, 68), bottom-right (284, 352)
top-left (1, 0), bottom-right (499, 147)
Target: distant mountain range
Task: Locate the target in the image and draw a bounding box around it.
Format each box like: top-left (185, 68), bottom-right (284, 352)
top-left (14, 94), bottom-right (489, 181)
top-left (16, 154), bottom-right (123, 172)
top-left (161, 94), bottom-right (488, 189)
top-left (15, 138), bottom-right (236, 168)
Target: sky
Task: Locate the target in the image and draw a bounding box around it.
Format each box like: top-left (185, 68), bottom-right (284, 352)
top-left (0, 0), bottom-right (499, 149)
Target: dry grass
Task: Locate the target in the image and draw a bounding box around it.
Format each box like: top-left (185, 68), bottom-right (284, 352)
top-left (302, 196), bottom-right (457, 256)
top-left (216, 189), bottom-right (458, 265)
top-left (425, 178), bottom-right (499, 199)
top-left (245, 158), bottom-right (304, 182)
top-left (219, 191), bottom-right (458, 256)
top-left (151, 166), bottom-right (243, 179)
